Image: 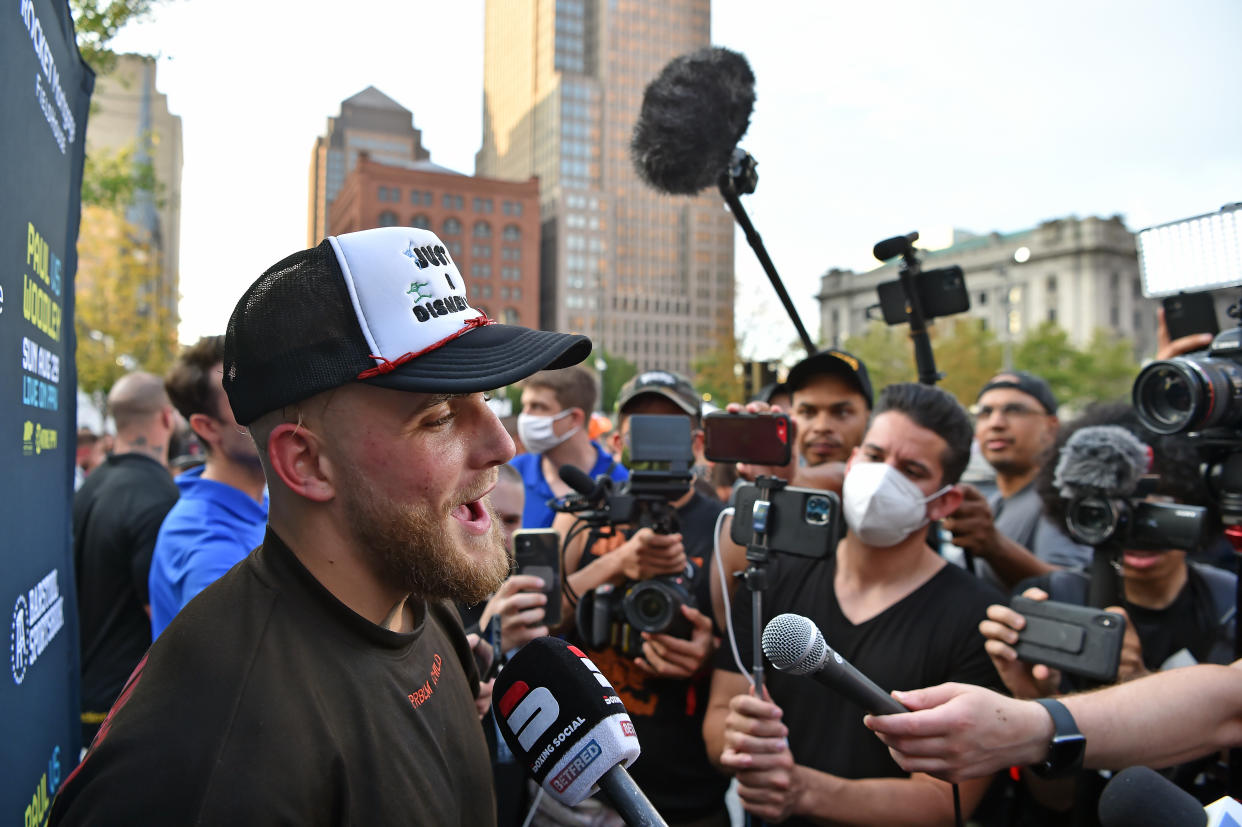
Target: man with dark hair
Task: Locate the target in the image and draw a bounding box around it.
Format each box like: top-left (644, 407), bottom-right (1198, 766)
top-left (945, 370), bottom-right (1090, 590)
top-left (544, 369), bottom-right (727, 826)
top-left (147, 335), bottom-right (269, 638)
top-left (73, 372), bottom-right (179, 745)
top-left (511, 365), bottom-right (627, 528)
top-left (979, 402), bottom-right (1236, 814)
top-left (704, 383), bottom-right (1003, 826)
top-left (51, 227), bottom-right (591, 824)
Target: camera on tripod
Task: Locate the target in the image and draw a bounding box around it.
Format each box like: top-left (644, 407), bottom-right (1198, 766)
top-left (558, 414), bottom-right (700, 658)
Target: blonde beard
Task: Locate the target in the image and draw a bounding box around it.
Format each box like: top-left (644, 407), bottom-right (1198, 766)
top-left (338, 468), bottom-right (511, 604)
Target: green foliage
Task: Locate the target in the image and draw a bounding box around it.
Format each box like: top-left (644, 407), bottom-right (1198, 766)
top-left (845, 318), bottom-right (1137, 411)
top-left (70, 0), bottom-right (162, 71)
top-left (596, 349), bottom-right (638, 414)
top-left (691, 333), bottom-right (745, 407)
top-left (80, 143), bottom-right (158, 209)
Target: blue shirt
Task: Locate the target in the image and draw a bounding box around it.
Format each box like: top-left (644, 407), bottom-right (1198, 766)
top-left (148, 466), bottom-right (268, 638)
top-left (509, 442), bottom-right (628, 528)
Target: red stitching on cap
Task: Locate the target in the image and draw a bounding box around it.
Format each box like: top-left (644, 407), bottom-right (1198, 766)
top-left (356, 315), bottom-right (495, 379)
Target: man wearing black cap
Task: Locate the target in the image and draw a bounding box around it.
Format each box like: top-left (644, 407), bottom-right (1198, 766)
top-left (549, 370), bottom-right (730, 826)
top-left (944, 370), bottom-right (1089, 589)
top-left (50, 227), bottom-right (591, 825)
top-left (732, 349), bottom-right (872, 494)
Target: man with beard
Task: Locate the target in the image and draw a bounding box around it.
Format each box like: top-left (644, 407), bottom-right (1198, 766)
top-left (148, 336), bottom-right (269, 638)
top-left (50, 227), bottom-right (590, 825)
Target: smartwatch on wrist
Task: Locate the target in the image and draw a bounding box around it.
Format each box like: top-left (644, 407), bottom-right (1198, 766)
top-left (1030, 697), bottom-right (1086, 778)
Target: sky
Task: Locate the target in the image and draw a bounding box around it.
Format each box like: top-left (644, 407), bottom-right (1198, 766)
top-left (109, 0), bottom-right (1242, 357)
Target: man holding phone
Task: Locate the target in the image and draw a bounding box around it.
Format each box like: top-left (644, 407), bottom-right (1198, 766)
top-left (703, 383), bottom-right (1004, 826)
top-left (549, 370), bottom-right (731, 827)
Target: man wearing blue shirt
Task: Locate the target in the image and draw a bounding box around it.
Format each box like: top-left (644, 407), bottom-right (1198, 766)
top-left (149, 336), bottom-right (268, 637)
top-left (510, 365), bottom-right (627, 527)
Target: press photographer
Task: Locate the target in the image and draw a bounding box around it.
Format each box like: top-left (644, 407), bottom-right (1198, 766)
top-left (548, 371), bottom-right (730, 827)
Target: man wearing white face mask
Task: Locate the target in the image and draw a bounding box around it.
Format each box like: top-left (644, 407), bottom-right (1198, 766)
top-left (703, 383), bottom-right (1005, 826)
top-left (510, 365), bottom-right (628, 528)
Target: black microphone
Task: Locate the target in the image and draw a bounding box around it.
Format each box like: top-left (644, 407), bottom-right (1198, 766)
top-left (761, 614), bottom-right (908, 715)
top-left (1098, 766), bottom-right (1206, 827)
top-left (873, 232), bottom-right (919, 262)
top-left (559, 464), bottom-right (601, 500)
top-left (1052, 425), bottom-right (1151, 500)
top-left (492, 637), bottom-right (668, 827)
top-left (631, 46), bottom-right (755, 195)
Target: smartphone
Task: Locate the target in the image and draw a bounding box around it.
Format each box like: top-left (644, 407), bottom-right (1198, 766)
top-left (877, 266), bottom-right (970, 324)
top-left (512, 528), bottom-right (562, 627)
top-left (730, 484), bottom-right (840, 559)
top-left (1012, 597), bottom-right (1126, 684)
top-left (703, 413), bottom-right (792, 466)
top-left (1162, 292), bottom-right (1218, 342)
top-left (475, 614), bottom-right (503, 681)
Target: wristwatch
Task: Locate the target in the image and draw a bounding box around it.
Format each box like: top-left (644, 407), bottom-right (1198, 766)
top-left (1030, 698), bottom-right (1086, 778)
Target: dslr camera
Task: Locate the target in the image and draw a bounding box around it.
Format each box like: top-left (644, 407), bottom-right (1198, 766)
top-left (558, 414), bottom-right (700, 658)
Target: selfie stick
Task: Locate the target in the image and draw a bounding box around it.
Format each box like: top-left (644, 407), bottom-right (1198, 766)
top-left (740, 474), bottom-right (788, 695)
top-left (873, 232), bottom-right (941, 387)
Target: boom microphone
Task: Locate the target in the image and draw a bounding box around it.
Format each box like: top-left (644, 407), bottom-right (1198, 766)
top-left (761, 614), bottom-right (907, 715)
top-left (492, 637), bottom-right (668, 826)
top-left (1053, 425), bottom-right (1151, 500)
top-left (559, 464), bottom-right (603, 501)
top-left (631, 47), bottom-right (755, 195)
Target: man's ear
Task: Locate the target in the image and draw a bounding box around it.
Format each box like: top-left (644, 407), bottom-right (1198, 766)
top-left (691, 427), bottom-right (705, 459)
top-left (187, 412), bottom-right (218, 450)
top-left (266, 422), bottom-right (335, 503)
top-left (607, 428), bottom-right (623, 458)
top-left (929, 485), bottom-right (965, 521)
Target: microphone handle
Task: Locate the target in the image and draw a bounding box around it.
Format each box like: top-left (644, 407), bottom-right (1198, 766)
top-left (597, 764), bottom-right (670, 827)
top-left (811, 653), bottom-right (908, 716)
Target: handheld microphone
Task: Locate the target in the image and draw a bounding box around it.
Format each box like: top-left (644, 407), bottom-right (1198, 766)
top-left (492, 637), bottom-right (668, 826)
top-left (761, 614), bottom-right (907, 715)
top-left (1098, 766), bottom-right (1206, 827)
top-left (1053, 425), bottom-right (1151, 500)
top-left (631, 46), bottom-right (756, 195)
top-left (559, 464), bottom-right (603, 501)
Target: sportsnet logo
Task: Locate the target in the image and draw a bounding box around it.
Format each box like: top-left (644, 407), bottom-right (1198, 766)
top-left (550, 740), bottom-right (602, 794)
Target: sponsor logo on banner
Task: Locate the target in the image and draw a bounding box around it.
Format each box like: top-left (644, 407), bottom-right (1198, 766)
top-left (21, 420), bottom-right (57, 456)
top-left (10, 569), bottom-right (65, 684)
top-left (550, 739), bottom-right (602, 794)
top-left (23, 745), bottom-right (61, 827)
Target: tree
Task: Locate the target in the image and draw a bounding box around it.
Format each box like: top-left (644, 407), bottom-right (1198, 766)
top-left (75, 205), bottom-right (178, 401)
top-left (70, 0), bottom-right (164, 72)
top-left (842, 322), bottom-right (915, 394)
top-left (930, 318), bottom-right (1003, 406)
top-left (1012, 322), bottom-right (1137, 411)
top-left (595, 349), bottom-right (637, 414)
top-left (692, 331), bottom-right (744, 407)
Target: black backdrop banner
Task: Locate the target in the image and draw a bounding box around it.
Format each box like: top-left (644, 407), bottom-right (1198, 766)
top-left (0, 0), bottom-right (93, 822)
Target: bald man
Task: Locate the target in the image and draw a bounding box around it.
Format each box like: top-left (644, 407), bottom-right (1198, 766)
top-left (74, 372), bottom-right (180, 746)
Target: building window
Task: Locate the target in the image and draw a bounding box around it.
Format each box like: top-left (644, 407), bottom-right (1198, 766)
top-left (512, 286), bottom-right (522, 300)
top-left (1048, 308), bottom-right (1057, 323)
top-left (1046, 275), bottom-right (1057, 293)
top-left (502, 308), bottom-right (520, 325)
top-left (443, 217), bottom-right (462, 235)
top-left (446, 241), bottom-right (462, 257)
top-left (442, 193), bottom-right (463, 210)
top-left (473, 197), bottom-right (494, 213)
top-left (472, 244), bottom-right (492, 258)
top-left (473, 220), bottom-right (493, 238)
top-left (378, 211), bottom-right (398, 227)
top-left (502, 200), bottom-right (524, 217)
top-left (409, 214), bottom-right (431, 229)
top-left (503, 224), bottom-right (522, 241)
top-left (471, 263), bottom-right (492, 278)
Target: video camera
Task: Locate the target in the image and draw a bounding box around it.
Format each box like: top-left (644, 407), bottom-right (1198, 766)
top-left (555, 414), bottom-right (698, 658)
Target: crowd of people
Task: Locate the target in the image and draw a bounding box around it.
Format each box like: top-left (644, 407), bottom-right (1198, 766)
top-left (56, 225), bottom-right (1240, 826)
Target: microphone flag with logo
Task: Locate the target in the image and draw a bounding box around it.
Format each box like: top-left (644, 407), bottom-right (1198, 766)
top-left (492, 636), bottom-right (641, 806)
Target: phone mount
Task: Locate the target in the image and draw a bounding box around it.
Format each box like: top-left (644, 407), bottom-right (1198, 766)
top-left (871, 232), bottom-right (941, 386)
top-left (736, 474), bottom-right (788, 696)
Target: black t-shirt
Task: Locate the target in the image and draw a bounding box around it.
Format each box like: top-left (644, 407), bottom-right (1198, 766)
top-left (716, 552), bottom-right (1003, 826)
top-left (51, 529), bottom-right (495, 826)
top-left (72, 453), bottom-right (179, 714)
top-left (576, 492), bottom-right (731, 821)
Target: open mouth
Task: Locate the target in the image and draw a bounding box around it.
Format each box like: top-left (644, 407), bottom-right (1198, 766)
top-left (452, 499), bottom-right (493, 535)
top-left (1122, 550), bottom-right (1164, 570)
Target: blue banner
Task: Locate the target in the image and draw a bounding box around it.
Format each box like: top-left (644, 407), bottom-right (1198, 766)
top-left (0, 1), bottom-right (93, 823)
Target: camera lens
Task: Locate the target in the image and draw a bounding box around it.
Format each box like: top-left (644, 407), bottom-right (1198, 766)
top-left (623, 581), bottom-right (674, 634)
top-left (1133, 357), bottom-right (1242, 435)
top-left (1066, 496), bottom-right (1120, 545)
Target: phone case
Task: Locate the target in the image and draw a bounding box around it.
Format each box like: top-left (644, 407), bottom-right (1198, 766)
top-left (729, 485), bottom-right (839, 559)
top-left (1162, 293), bottom-right (1218, 341)
top-left (1012, 597), bottom-right (1126, 684)
top-left (703, 413), bottom-right (792, 466)
top-left (512, 529), bottom-right (562, 627)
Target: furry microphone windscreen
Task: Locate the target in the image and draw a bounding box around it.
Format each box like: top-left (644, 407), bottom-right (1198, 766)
top-left (1053, 425), bottom-right (1151, 499)
top-left (631, 46), bottom-right (756, 195)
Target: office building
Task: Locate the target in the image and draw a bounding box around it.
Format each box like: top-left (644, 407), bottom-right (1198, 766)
top-left (816, 215), bottom-right (1160, 359)
top-left (476, 0), bottom-right (735, 377)
top-left (308, 86), bottom-right (431, 246)
top-left (328, 153), bottom-right (542, 328)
